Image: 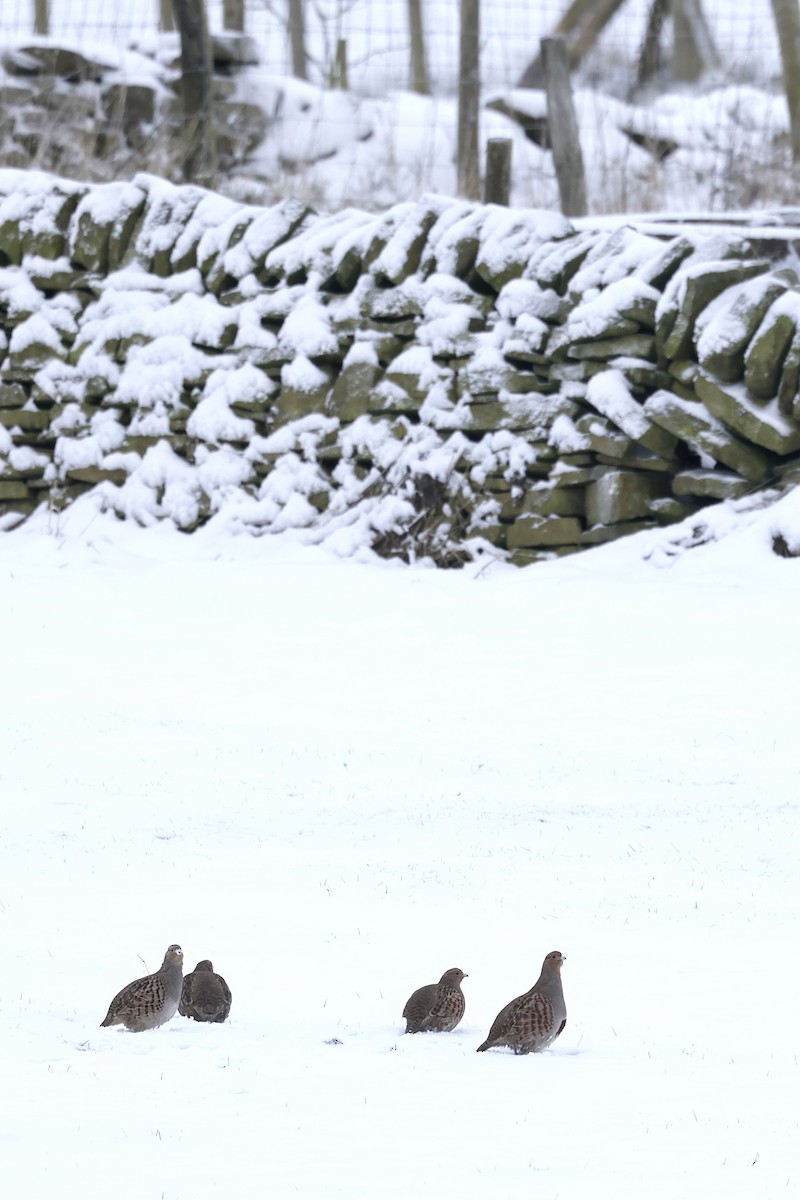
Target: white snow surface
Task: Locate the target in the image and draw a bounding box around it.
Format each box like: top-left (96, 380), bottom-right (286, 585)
top-left (2, 488), bottom-right (800, 1200)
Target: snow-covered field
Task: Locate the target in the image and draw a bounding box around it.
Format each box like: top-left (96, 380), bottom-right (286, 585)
top-left (3, 492), bottom-right (800, 1199)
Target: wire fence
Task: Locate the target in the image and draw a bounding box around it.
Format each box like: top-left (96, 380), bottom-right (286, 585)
top-left (0, 1), bottom-right (784, 97)
top-left (0, 2), bottom-right (792, 215)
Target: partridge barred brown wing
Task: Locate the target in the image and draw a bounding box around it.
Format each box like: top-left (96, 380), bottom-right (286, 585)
top-left (100, 944), bottom-right (184, 1032)
top-left (403, 967), bottom-right (467, 1034)
top-left (477, 950), bottom-right (566, 1054)
top-left (179, 959), bottom-right (232, 1023)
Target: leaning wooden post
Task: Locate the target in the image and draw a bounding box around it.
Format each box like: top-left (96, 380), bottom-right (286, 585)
top-left (672, 0), bottom-right (718, 82)
top-left (457, 0), bottom-right (481, 200)
top-left (541, 36), bottom-right (587, 217)
top-left (484, 138), bottom-right (512, 205)
top-left (171, 0), bottom-right (217, 189)
top-left (34, 0), bottom-right (49, 34)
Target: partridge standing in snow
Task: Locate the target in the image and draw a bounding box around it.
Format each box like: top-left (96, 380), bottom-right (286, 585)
top-left (100, 944), bottom-right (184, 1032)
top-left (403, 967), bottom-right (468, 1033)
top-left (477, 950), bottom-right (566, 1054)
top-left (179, 959), bottom-right (232, 1023)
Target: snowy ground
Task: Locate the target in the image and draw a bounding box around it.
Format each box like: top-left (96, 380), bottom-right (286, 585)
top-left (2, 494), bottom-right (799, 1199)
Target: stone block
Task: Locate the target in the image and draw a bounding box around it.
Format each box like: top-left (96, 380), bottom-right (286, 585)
top-left (0, 480), bottom-right (31, 500)
top-left (331, 358), bottom-right (380, 421)
top-left (500, 485), bottom-right (585, 520)
top-left (672, 470), bottom-right (750, 500)
top-left (586, 369), bottom-right (678, 459)
top-left (568, 334), bottom-right (656, 361)
top-left (658, 259), bottom-right (771, 360)
top-left (644, 389), bottom-right (770, 481)
top-left (0, 408), bottom-right (51, 432)
top-left (0, 382), bottom-right (29, 409)
top-left (779, 328), bottom-right (800, 418)
top-left (574, 414), bottom-right (631, 459)
top-left (696, 273), bottom-right (792, 382)
top-left (695, 372), bottom-right (800, 456)
top-left (586, 470), bottom-right (669, 526)
top-left (744, 311), bottom-right (797, 399)
top-left (505, 515), bottom-right (583, 548)
top-left (65, 466), bottom-right (128, 486)
top-left (69, 203), bottom-right (112, 273)
top-left (371, 200), bottom-right (443, 286)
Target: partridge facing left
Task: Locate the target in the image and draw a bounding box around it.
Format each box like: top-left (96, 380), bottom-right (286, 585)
top-left (403, 967), bottom-right (468, 1034)
top-left (179, 960), bottom-right (232, 1023)
top-left (100, 944), bottom-right (184, 1032)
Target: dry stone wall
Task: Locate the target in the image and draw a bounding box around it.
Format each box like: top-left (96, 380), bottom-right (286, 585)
top-left (1, 167), bottom-right (799, 565)
top-left (0, 35), bottom-right (266, 182)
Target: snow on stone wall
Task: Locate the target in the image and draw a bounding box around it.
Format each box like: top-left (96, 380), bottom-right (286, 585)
top-left (1, 167), bottom-right (799, 566)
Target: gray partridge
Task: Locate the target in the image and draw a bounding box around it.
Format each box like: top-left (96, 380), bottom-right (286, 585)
top-left (179, 960), bottom-right (232, 1023)
top-left (100, 944), bottom-right (184, 1032)
top-left (403, 967), bottom-right (468, 1033)
top-left (477, 950), bottom-right (566, 1054)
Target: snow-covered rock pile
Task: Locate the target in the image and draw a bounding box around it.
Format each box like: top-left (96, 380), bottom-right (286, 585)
top-left (2, 167), bottom-right (800, 564)
top-left (0, 34), bottom-right (267, 183)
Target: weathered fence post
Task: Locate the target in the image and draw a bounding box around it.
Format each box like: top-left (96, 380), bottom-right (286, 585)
top-left (34, 0), bottom-right (49, 35)
top-left (289, 0), bottom-right (308, 81)
top-left (771, 0), bottom-right (800, 164)
top-left (222, 0), bottom-right (244, 33)
top-left (484, 138), bottom-right (512, 205)
top-left (171, 0), bottom-right (217, 188)
top-left (332, 39), bottom-right (349, 89)
top-left (541, 36), bottom-right (587, 217)
top-left (160, 0), bottom-right (175, 33)
top-left (407, 0), bottom-right (430, 95)
top-left (457, 0), bottom-right (481, 200)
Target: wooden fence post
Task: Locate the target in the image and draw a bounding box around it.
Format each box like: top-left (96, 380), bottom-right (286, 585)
top-left (171, 0), bottom-right (217, 188)
top-left (160, 0), bottom-right (175, 33)
top-left (541, 36), bottom-right (587, 217)
top-left (223, 0), bottom-right (245, 33)
top-left (289, 0), bottom-right (308, 81)
top-left (34, 0), bottom-right (49, 35)
top-left (332, 39), bottom-right (349, 89)
top-left (457, 0), bottom-right (481, 200)
top-left (772, 0), bottom-right (800, 164)
top-left (484, 138), bottom-right (512, 205)
top-left (407, 0), bottom-right (430, 95)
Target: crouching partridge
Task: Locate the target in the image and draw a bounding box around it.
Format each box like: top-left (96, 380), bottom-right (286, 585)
top-left (403, 967), bottom-right (468, 1034)
top-left (179, 959), bottom-right (232, 1023)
